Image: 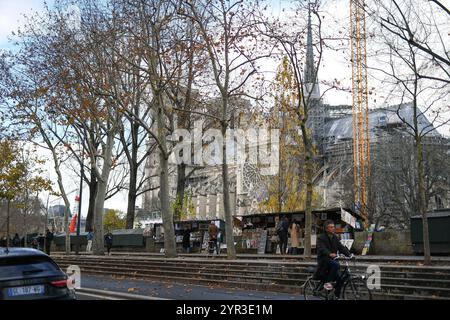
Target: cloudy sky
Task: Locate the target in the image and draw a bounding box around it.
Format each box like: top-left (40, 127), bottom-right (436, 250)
top-left (0, 0), bottom-right (352, 217)
top-left (0, 0), bottom-right (448, 217)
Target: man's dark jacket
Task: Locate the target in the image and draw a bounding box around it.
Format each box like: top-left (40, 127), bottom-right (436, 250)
top-left (315, 233), bottom-right (351, 280)
top-left (182, 230), bottom-right (191, 248)
top-left (104, 234), bottom-right (113, 246)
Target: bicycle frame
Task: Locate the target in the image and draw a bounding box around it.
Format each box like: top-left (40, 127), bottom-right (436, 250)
top-left (303, 255), bottom-right (370, 300)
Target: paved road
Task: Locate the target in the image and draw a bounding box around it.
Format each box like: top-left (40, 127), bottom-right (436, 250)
top-left (76, 274), bottom-right (305, 300)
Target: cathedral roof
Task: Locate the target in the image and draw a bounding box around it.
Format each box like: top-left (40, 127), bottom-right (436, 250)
top-left (324, 102), bottom-right (443, 143)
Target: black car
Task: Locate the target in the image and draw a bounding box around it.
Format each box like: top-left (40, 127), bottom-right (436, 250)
top-left (0, 247), bottom-right (76, 300)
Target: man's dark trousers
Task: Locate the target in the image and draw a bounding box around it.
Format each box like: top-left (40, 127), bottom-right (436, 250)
top-left (327, 260), bottom-right (344, 297)
top-left (279, 233), bottom-right (288, 254)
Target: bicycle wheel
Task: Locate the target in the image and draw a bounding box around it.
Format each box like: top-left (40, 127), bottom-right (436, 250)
top-left (303, 278), bottom-right (326, 300)
top-left (343, 277), bottom-right (373, 300)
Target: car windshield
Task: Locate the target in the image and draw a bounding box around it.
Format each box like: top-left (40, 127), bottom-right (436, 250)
top-left (0, 255), bottom-right (61, 281)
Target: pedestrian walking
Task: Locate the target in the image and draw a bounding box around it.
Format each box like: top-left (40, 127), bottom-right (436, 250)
top-left (0, 236), bottom-right (6, 247)
top-left (12, 233), bottom-right (21, 247)
top-left (86, 230), bottom-right (94, 252)
top-left (104, 232), bottom-right (113, 255)
top-left (45, 229), bottom-right (54, 255)
top-left (31, 237), bottom-right (38, 249)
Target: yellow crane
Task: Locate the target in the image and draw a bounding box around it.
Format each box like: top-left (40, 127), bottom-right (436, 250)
top-left (350, 0), bottom-right (371, 229)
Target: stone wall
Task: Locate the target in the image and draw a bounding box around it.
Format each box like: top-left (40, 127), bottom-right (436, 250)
top-left (354, 230), bottom-right (414, 255)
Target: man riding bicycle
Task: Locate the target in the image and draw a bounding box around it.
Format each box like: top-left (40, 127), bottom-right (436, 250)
top-left (315, 220), bottom-right (353, 299)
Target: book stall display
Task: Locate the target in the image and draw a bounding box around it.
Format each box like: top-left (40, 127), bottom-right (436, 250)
top-left (153, 219), bottom-right (225, 253)
top-left (236, 208), bottom-right (362, 254)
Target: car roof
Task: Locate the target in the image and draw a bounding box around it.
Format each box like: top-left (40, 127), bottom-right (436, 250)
top-left (0, 247), bottom-right (49, 258)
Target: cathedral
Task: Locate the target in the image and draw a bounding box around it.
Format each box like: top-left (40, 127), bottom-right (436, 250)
top-left (138, 7), bottom-right (450, 229)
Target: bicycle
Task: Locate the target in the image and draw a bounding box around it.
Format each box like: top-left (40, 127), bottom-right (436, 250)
top-left (303, 255), bottom-right (372, 300)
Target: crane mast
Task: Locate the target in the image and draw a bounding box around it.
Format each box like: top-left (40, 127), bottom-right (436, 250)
top-left (350, 0), bottom-right (371, 228)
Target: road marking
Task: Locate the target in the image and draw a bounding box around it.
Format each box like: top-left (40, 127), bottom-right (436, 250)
top-left (76, 287), bottom-right (171, 300)
top-left (77, 292), bottom-right (122, 300)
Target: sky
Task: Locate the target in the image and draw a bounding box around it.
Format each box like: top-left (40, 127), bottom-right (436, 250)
top-left (0, 0), bottom-right (449, 217)
top-left (0, 0), bottom-right (53, 50)
top-left (0, 0), bottom-right (352, 217)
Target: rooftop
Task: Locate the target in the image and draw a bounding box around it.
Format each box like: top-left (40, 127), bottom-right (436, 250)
top-left (324, 103), bottom-right (443, 142)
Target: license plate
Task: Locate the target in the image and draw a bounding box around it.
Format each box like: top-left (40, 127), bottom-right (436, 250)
top-left (8, 285), bottom-right (45, 297)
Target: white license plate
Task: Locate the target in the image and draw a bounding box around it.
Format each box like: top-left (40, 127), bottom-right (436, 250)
top-left (8, 285), bottom-right (45, 297)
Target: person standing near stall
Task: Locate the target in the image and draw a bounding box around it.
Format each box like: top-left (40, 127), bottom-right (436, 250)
top-left (276, 216), bottom-right (289, 255)
top-left (38, 234), bottom-right (45, 252)
top-left (45, 229), bottom-right (54, 255)
top-left (208, 222), bottom-right (220, 255)
top-left (182, 226), bottom-right (191, 253)
top-left (86, 230), bottom-right (94, 252)
top-left (12, 233), bottom-right (21, 247)
top-left (289, 220), bottom-right (300, 255)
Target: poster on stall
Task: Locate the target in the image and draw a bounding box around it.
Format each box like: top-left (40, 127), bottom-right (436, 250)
top-left (340, 208), bottom-right (356, 228)
top-left (340, 239), bottom-right (354, 250)
top-left (202, 232), bottom-right (210, 252)
top-left (362, 232), bottom-right (373, 255)
top-left (257, 230), bottom-right (268, 254)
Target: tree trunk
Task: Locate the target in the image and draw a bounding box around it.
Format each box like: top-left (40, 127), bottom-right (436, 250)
top-left (6, 199), bottom-right (10, 249)
top-left (50, 148), bottom-right (71, 255)
top-left (92, 177), bottom-right (107, 255)
top-left (126, 163), bottom-right (138, 229)
top-left (63, 200), bottom-right (70, 255)
top-left (92, 131), bottom-right (115, 256)
top-left (302, 123), bottom-right (313, 259)
top-left (174, 163), bottom-right (186, 221)
top-left (417, 138), bottom-right (431, 265)
top-left (85, 168), bottom-right (97, 232)
top-left (157, 100), bottom-right (177, 258)
top-left (23, 208), bottom-right (27, 248)
top-left (23, 190), bottom-right (28, 248)
top-left (125, 116), bottom-right (140, 229)
top-left (85, 128), bottom-right (99, 233)
top-left (222, 122), bottom-right (236, 260)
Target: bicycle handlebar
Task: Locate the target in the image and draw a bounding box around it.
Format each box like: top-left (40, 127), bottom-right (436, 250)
top-left (333, 254), bottom-right (355, 260)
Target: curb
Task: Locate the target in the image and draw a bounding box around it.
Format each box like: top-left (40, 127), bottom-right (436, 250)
top-left (76, 287), bottom-right (171, 300)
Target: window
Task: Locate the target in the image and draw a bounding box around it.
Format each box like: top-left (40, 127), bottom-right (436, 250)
top-left (0, 256), bottom-right (60, 280)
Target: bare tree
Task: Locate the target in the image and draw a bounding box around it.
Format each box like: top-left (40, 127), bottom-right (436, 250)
top-left (0, 35), bottom-right (74, 253)
top-left (372, 0), bottom-right (450, 84)
top-left (110, 0), bottom-right (192, 257)
top-left (369, 0), bottom-right (450, 264)
top-left (183, 0), bottom-right (272, 259)
top-left (258, 0), bottom-right (331, 257)
top-left (42, 0), bottom-right (127, 255)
